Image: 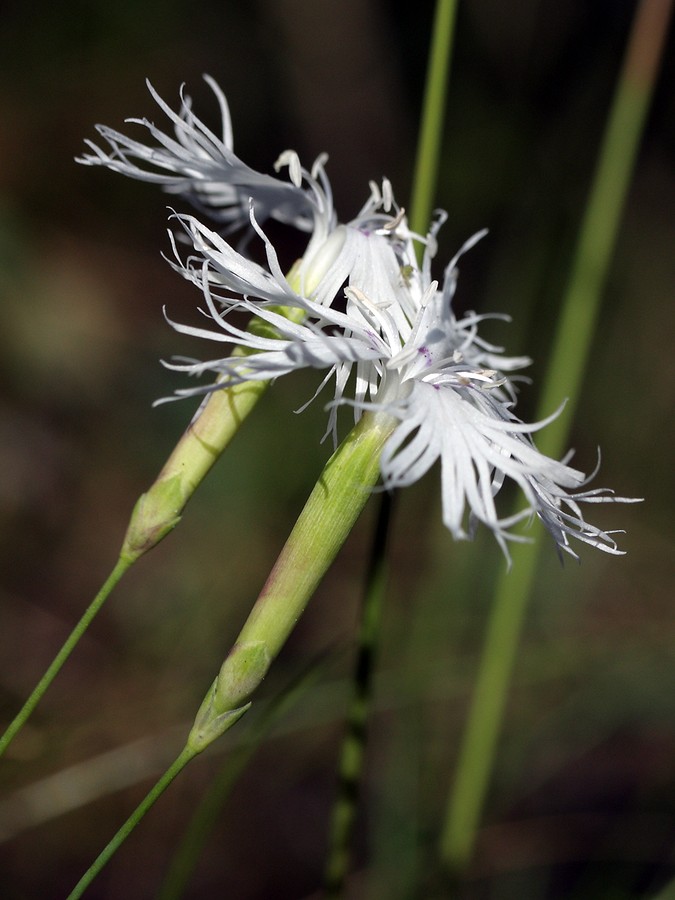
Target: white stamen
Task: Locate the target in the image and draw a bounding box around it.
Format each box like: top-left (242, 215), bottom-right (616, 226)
top-left (274, 149), bottom-right (303, 187)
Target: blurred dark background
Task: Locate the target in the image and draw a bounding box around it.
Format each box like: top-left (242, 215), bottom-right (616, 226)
top-left (1, 1), bottom-right (674, 897)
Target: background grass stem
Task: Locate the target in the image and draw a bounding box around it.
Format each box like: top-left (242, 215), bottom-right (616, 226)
top-left (439, 0), bottom-right (673, 873)
top-left (409, 0), bottom-right (458, 239)
top-left (322, 493), bottom-right (393, 895)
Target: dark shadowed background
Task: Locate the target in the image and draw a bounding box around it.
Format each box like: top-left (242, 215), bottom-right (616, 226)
top-left (1, 1), bottom-right (674, 897)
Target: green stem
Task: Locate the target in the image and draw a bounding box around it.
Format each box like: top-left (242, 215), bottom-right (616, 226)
top-left (532, 0), bottom-right (674, 458)
top-left (409, 0), bottom-right (459, 238)
top-left (320, 1), bottom-right (460, 883)
top-left (439, 539), bottom-right (537, 869)
top-left (0, 556), bottom-right (132, 759)
top-left (323, 493), bottom-right (393, 895)
top-left (67, 746), bottom-right (197, 900)
top-left (439, 0), bottom-right (673, 873)
top-left (318, 1), bottom-right (459, 885)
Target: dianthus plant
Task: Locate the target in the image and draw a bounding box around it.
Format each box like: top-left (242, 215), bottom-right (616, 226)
top-left (12, 62), bottom-right (641, 899)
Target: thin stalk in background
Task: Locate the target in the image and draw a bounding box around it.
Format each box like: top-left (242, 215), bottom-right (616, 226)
top-left (320, 1), bottom-right (459, 892)
top-left (409, 0), bottom-right (459, 239)
top-left (323, 493), bottom-right (393, 896)
top-left (439, 0), bottom-right (673, 873)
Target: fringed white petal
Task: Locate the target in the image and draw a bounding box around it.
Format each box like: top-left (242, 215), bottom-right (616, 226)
top-left (78, 78), bottom-right (321, 232)
top-left (378, 381), bottom-right (633, 559)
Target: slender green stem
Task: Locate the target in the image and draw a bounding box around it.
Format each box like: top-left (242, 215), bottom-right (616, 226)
top-left (409, 0), bottom-right (459, 238)
top-left (323, 493), bottom-right (393, 896)
top-left (439, 539), bottom-right (537, 869)
top-left (0, 556), bottom-right (132, 759)
top-left (439, 0), bottom-right (673, 872)
top-left (532, 0), bottom-right (674, 458)
top-left (320, 2), bottom-right (459, 888)
top-left (67, 746), bottom-right (197, 900)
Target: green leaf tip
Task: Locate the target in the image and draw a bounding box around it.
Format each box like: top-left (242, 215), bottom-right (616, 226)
top-left (186, 642), bottom-right (270, 753)
top-left (187, 676), bottom-right (253, 754)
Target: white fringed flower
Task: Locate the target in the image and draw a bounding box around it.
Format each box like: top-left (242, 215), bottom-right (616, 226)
top-left (77, 77), bottom-right (326, 235)
top-left (81, 78), bottom-right (638, 560)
